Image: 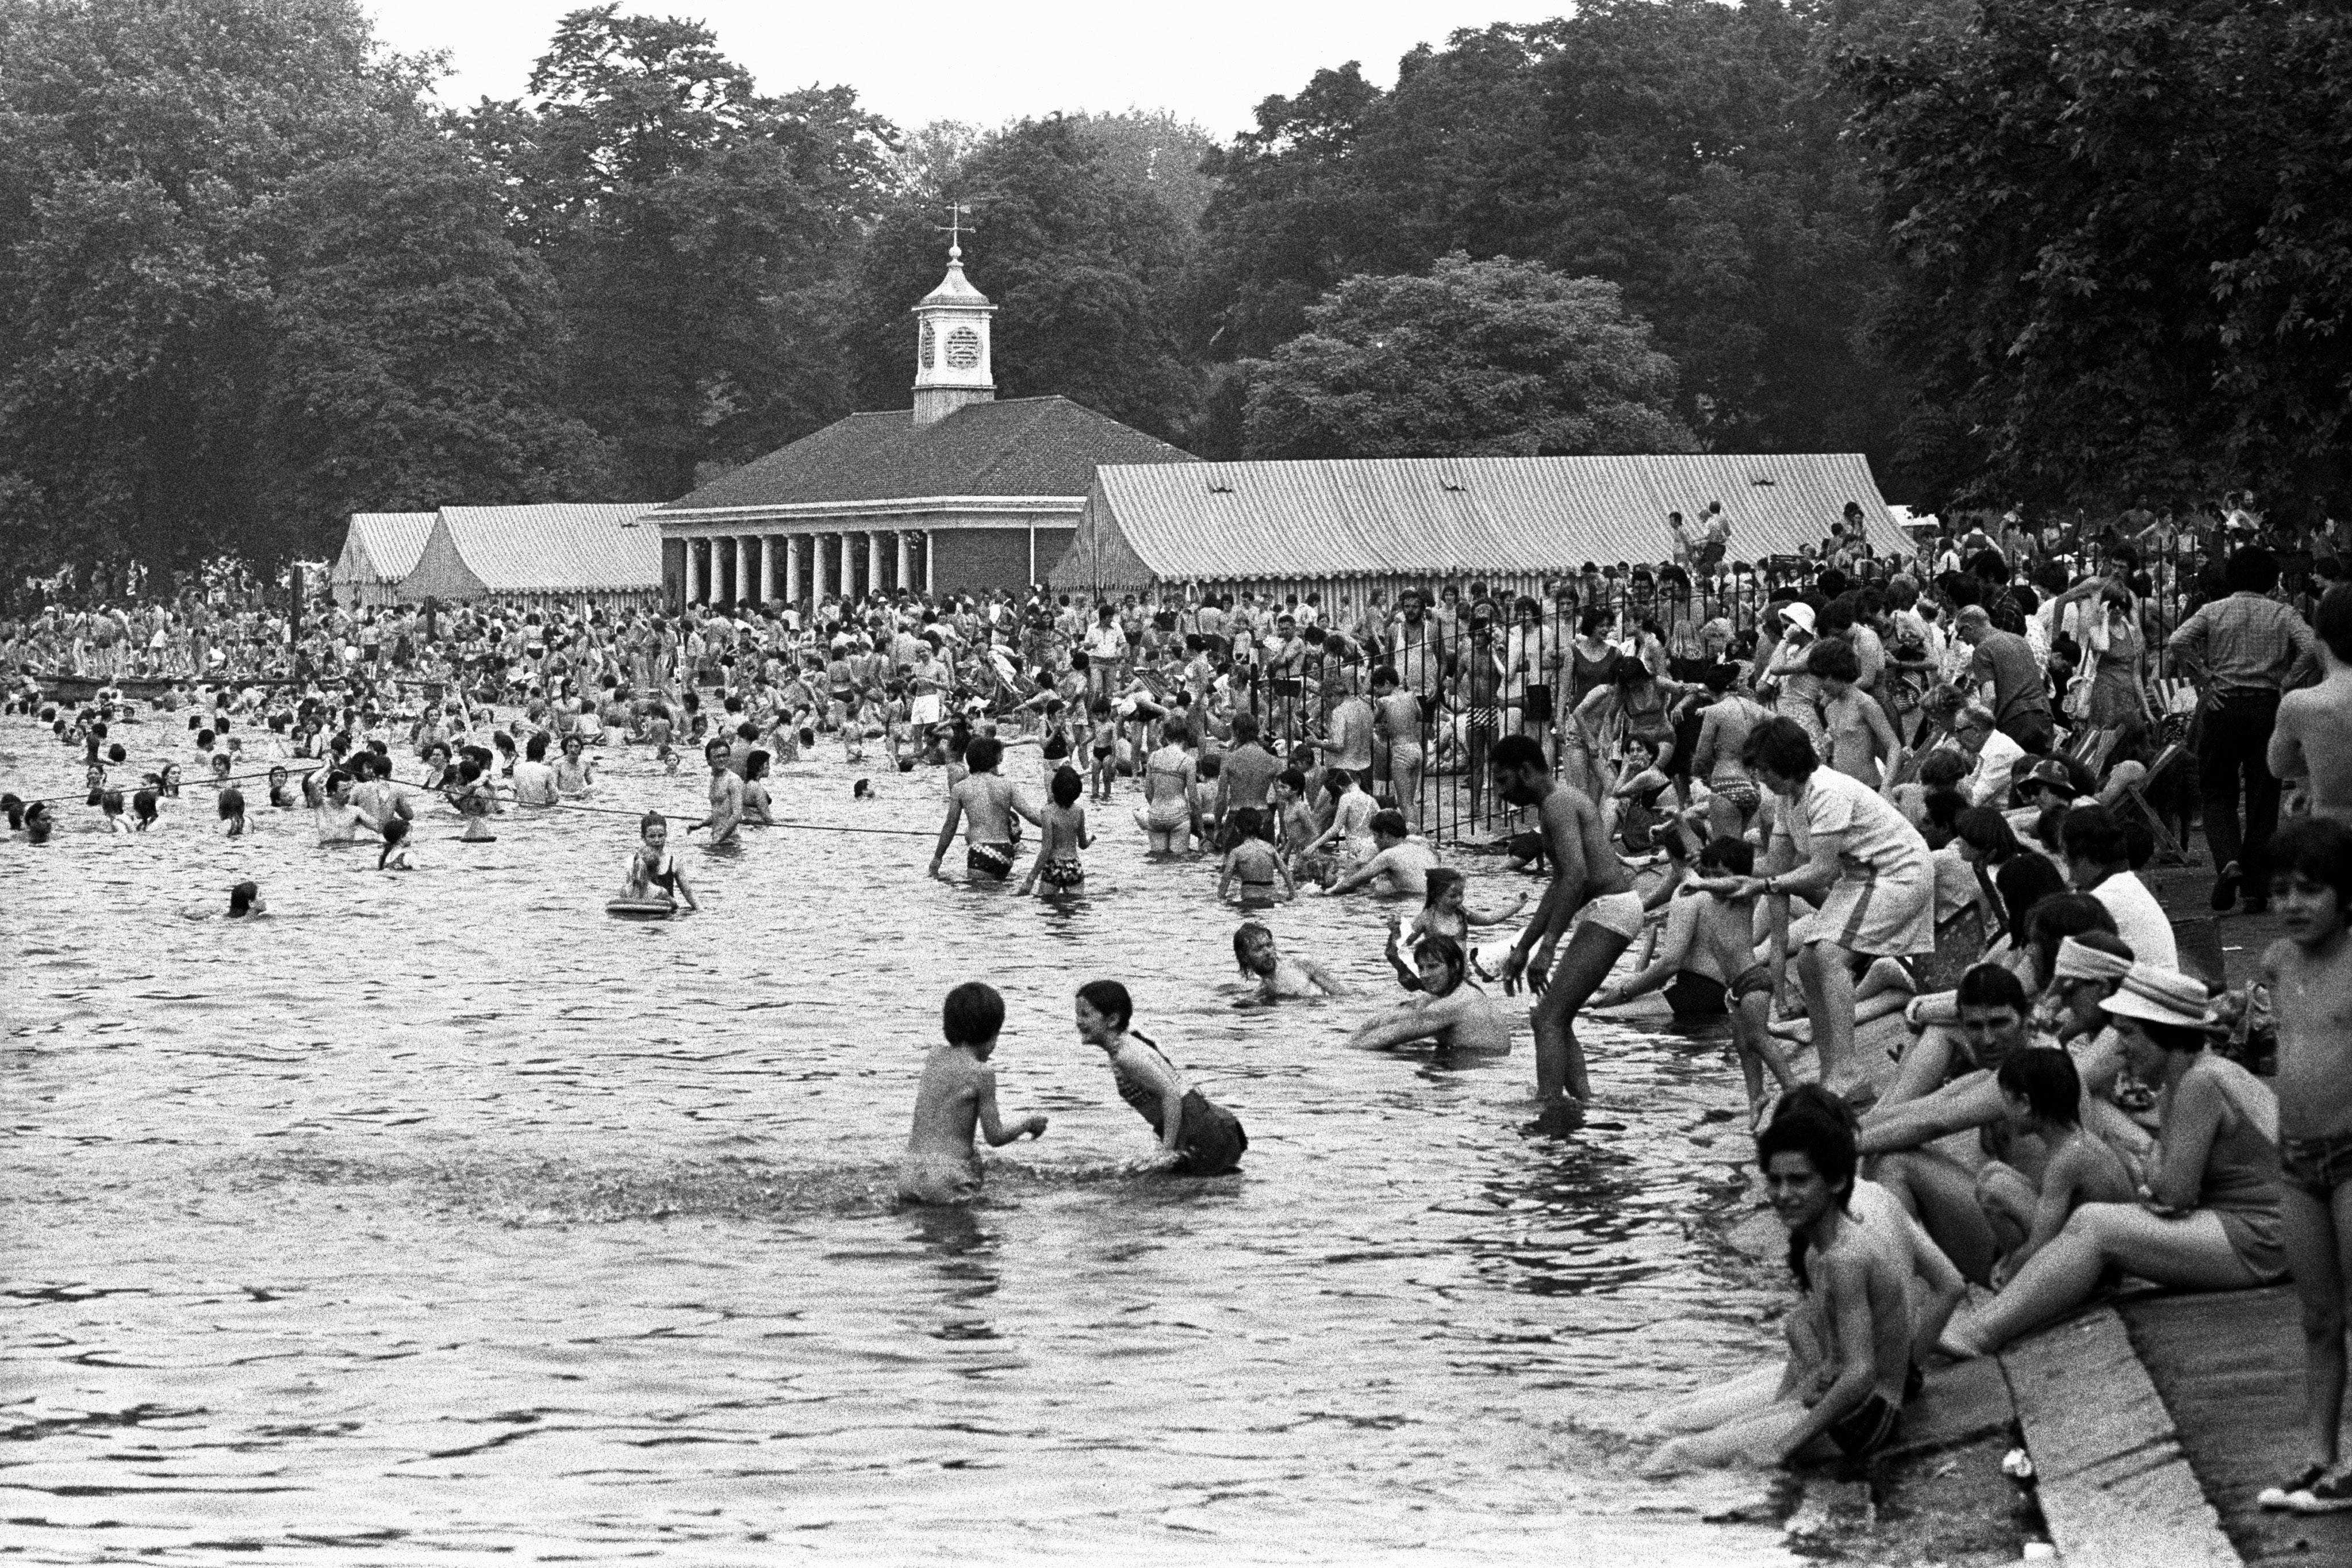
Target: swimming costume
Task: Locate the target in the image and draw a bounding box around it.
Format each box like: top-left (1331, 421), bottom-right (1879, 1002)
top-left (1237, 879), bottom-right (1278, 908)
top-left (1663, 970), bottom-right (1728, 1019)
top-left (2283, 1131), bottom-right (2352, 1203)
top-left (1038, 855), bottom-right (1085, 889)
top-left (1730, 962), bottom-right (1775, 1003)
top-left (1573, 889), bottom-right (1646, 941)
top-left (1825, 1392), bottom-right (1901, 1458)
top-left (1464, 707), bottom-right (1499, 737)
top-left (1093, 745), bottom-right (1113, 758)
top-left (967, 842), bottom-right (1014, 880)
top-left (1711, 778), bottom-right (1762, 820)
top-left (1173, 1089), bottom-right (1248, 1176)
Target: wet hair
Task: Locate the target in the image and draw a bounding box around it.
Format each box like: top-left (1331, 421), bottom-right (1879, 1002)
top-left (965, 735), bottom-right (1004, 774)
top-left (2269, 816), bottom-right (2352, 911)
top-left (1413, 932), bottom-right (1468, 995)
top-left (744, 749), bottom-right (770, 782)
top-left (1229, 806), bottom-right (1267, 840)
top-left (218, 788), bottom-right (244, 819)
top-left (196, 727), bottom-right (215, 748)
top-left (100, 788), bottom-right (125, 815)
top-left (210, 750), bottom-right (231, 771)
top-left (2316, 584), bottom-right (2352, 666)
top-left (526, 732), bottom-right (550, 761)
top-left (1956, 962), bottom-right (2030, 1017)
top-left (1771, 1083), bottom-right (1858, 1134)
top-left (1371, 665), bottom-right (1400, 690)
top-left (1076, 978), bottom-right (1134, 1030)
top-left (640, 811), bottom-right (667, 838)
top-left (1278, 767), bottom-right (1309, 796)
top-left (0, 793), bottom-right (20, 831)
top-left (458, 758), bottom-right (484, 784)
top-left (1608, 653), bottom-right (1651, 687)
top-left (1806, 637), bottom-right (1860, 683)
top-left (941, 981), bottom-right (1005, 1047)
top-left (131, 789), bottom-right (158, 823)
top-left (1489, 734), bottom-right (1546, 775)
top-left (109, 742), bottom-right (127, 764)
top-left (2022, 893), bottom-right (2118, 990)
top-left (1051, 765), bottom-right (1083, 808)
top-left (1998, 1047), bottom-right (2082, 1129)
top-left (1699, 836), bottom-right (1755, 876)
top-left (228, 881), bottom-right (259, 917)
top-left (1370, 808), bottom-right (1409, 839)
top-left (25, 803), bottom-right (52, 842)
top-left (1232, 921), bottom-right (1274, 971)
top-left (1756, 1109), bottom-right (1858, 1288)
top-left (1421, 866), bottom-right (1464, 908)
top-left (1742, 716), bottom-right (1818, 782)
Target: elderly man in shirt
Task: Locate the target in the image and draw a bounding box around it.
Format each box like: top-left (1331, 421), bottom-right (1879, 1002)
top-left (1954, 605), bottom-right (2056, 754)
top-left (2166, 546), bottom-right (2324, 912)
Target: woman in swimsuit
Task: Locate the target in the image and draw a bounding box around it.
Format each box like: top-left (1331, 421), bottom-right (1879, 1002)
top-left (741, 750), bottom-right (775, 826)
top-left (1134, 720), bottom-right (1196, 854)
top-left (620, 811), bottom-right (696, 908)
top-left (1075, 979), bottom-right (1247, 1175)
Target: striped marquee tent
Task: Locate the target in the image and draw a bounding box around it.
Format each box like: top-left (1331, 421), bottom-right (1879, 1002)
top-left (329, 512), bottom-right (437, 606)
top-left (396, 504), bottom-right (664, 606)
top-left (1049, 452), bottom-right (1913, 601)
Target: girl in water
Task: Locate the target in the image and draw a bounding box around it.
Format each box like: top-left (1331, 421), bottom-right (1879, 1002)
top-left (451, 759), bottom-right (498, 842)
top-left (218, 788), bottom-right (248, 838)
top-left (1074, 979), bottom-right (1247, 1175)
top-left (1233, 921), bottom-right (1350, 1004)
top-left (1020, 765), bottom-right (1092, 896)
top-left (620, 811), bottom-right (697, 910)
top-left (266, 765), bottom-right (298, 810)
top-left (378, 816), bottom-right (415, 870)
top-left (741, 750), bottom-right (775, 827)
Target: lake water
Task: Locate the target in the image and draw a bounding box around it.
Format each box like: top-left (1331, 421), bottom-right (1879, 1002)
top-left (2, 715), bottom-right (1799, 1565)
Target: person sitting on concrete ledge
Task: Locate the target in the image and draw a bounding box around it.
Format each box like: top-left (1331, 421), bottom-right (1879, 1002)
top-left (1940, 962), bottom-right (2284, 1357)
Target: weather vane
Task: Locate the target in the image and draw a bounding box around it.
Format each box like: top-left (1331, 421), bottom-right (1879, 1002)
top-left (938, 202), bottom-right (976, 258)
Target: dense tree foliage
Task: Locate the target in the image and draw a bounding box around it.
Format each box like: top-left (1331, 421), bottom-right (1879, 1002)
top-left (461, 5), bottom-right (896, 498)
top-left (0, 0), bottom-right (609, 577)
top-left (841, 115), bottom-right (1199, 443)
top-left (1844, 0), bottom-right (2352, 516)
top-left (1241, 254), bottom-right (1693, 459)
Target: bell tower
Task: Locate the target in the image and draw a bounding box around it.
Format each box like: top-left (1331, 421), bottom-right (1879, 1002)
top-left (911, 208), bottom-right (995, 428)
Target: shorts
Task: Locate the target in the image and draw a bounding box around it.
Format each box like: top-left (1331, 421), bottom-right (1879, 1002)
top-left (1711, 778), bottom-right (1762, 821)
top-left (1664, 970), bottom-right (1728, 1019)
top-left (1825, 1392), bottom-right (1901, 1458)
top-left (1038, 855), bottom-right (1085, 889)
top-left (1730, 962), bottom-right (1776, 1003)
top-left (1464, 707), bottom-right (1500, 737)
top-left (1573, 890), bottom-right (1646, 941)
top-left (2216, 1205), bottom-right (2289, 1283)
top-left (967, 842), bottom-right (1014, 881)
top-left (1093, 746), bottom-right (1113, 759)
top-left (1237, 882), bottom-right (1279, 908)
top-left (2282, 1132), bottom-right (2352, 1203)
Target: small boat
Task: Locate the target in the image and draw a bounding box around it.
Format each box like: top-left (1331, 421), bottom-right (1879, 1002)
top-left (605, 895), bottom-right (677, 920)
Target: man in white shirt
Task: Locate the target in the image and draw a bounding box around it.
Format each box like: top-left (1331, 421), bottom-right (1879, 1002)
top-left (2060, 803), bottom-right (2179, 967)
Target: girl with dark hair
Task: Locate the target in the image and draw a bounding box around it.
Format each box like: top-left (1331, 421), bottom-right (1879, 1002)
top-left (1074, 982), bottom-right (1246, 1175)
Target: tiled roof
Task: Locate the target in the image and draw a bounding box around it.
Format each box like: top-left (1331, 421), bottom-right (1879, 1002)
top-left (1055, 453), bottom-right (1909, 586)
top-left (331, 512), bottom-right (436, 584)
top-left (660, 396), bottom-right (1198, 515)
top-left (403, 504), bottom-right (663, 598)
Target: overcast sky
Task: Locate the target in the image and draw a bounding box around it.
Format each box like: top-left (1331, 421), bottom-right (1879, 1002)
top-left (368, 0), bottom-right (1568, 138)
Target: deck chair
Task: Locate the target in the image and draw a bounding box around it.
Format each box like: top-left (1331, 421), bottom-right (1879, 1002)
top-left (2113, 741), bottom-right (2190, 865)
top-left (2063, 723), bottom-right (2122, 781)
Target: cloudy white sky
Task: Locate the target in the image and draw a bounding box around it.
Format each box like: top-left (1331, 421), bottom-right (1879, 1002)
top-left (368, 0), bottom-right (1566, 138)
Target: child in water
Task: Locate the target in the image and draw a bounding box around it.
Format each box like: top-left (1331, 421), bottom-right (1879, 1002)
top-left (452, 759), bottom-right (498, 841)
top-left (1233, 922), bottom-right (1350, 1004)
top-left (130, 789), bottom-right (160, 830)
top-left (895, 981), bottom-right (1050, 1205)
top-left (1019, 765), bottom-right (1093, 896)
top-left (378, 816), bottom-right (415, 870)
top-left (266, 766), bottom-right (297, 810)
top-left (227, 880), bottom-right (266, 919)
top-left (99, 789), bottom-right (130, 833)
top-left (218, 788), bottom-right (248, 838)
top-left (620, 811), bottom-right (697, 909)
top-left (1216, 810), bottom-right (1295, 907)
top-left (1074, 979), bottom-right (1247, 1175)
top-left (1088, 696), bottom-right (1118, 802)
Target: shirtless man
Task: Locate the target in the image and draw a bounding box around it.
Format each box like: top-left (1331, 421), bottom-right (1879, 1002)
top-left (1689, 664), bottom-right (1771, 842)
top-left (694, 738), bottom-right (745, 845)
top-left (312, 771), bottom-right (378, 845)
top-left (1348, 933), bottom-right (1514, 1054)
top-left (1325, 810), bottom-right (1438, 898)
top-left (929, 735), bottom-right (1040, 882)
top-left (1490, 731), bottom-right (1641, 1109)
top-left (1371, 665), bottom-right (1426, 830)
top-left (2270, 584), bottom-right (2352, 824)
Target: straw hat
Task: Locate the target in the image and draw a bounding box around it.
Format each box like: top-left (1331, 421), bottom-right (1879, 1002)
top-left (2099, 963), bottom-right (2223, 1032)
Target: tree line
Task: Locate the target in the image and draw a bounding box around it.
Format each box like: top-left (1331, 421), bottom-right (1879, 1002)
top-left (4, 0), bottom-right (2346, 583)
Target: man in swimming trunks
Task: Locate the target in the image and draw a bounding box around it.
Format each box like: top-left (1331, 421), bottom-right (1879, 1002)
top-left (1348, 934), bottom-right (1514, 1054)
top-left (1491, 731), bottom-right (1640, 1111)
top-left (1371, 665), bottom-right (1426, 830)
top-left (694, 737), bottom-right (745, 845)
top-left (929, 734), bottom-right (1039, 882)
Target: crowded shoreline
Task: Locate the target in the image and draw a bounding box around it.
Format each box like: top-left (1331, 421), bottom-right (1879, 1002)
top-left (11, 497), bottom-right (2352, 1557)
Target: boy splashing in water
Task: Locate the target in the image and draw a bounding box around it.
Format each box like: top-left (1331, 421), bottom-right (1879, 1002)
top-left (897, 981), bottom-right (1049, 1205)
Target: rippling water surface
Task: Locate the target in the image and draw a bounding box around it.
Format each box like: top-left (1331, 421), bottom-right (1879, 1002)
top-left (2, 716), bottom-right (1798, 1565)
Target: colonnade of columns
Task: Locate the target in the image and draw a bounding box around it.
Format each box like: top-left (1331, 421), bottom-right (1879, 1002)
top-left (679, 529), bottom-right (935, 608)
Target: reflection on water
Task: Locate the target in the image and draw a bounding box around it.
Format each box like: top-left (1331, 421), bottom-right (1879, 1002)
top-left (2, 717), bottom-right (1796, 1563)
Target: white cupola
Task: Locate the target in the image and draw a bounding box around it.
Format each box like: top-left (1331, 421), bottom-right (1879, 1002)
top-left (911, 237), bottom-right (996, 428)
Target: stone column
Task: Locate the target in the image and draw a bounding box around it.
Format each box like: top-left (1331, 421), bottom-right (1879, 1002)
top-left (727, 537), bottom-right (744, 607)
top-left (784, 534), bottom-right (802, 605)
top-left (759, 535), bottom-right (776, 604)
top-left (867, 531), bottom-right (884, 598)
top-left (924, 529), bottom-right (937, 596)
top-left (694, 538), bottom-right (710, 604)
top-left (895, 531), bottom-right (911, 594)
